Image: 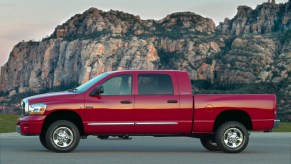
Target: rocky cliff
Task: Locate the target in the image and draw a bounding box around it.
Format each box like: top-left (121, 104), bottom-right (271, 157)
top-left (0, 8), bottom-right (219, 92)
top-left (0, 1), bottom-right (290, 115)
top-left (218, 1), bottom-right (291, 35)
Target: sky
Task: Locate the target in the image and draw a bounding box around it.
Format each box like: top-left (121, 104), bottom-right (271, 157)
top-left (0, 0), bottom-right (289, 66)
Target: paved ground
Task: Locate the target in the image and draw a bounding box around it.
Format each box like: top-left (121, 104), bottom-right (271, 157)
top-left (0, 133), bottom-right (290, 164)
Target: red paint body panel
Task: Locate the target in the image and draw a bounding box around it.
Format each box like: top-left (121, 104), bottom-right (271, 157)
top-left (85, 95), bottom-right (134, 134)
top-left (133, 72), bottom-right (180, 134)
top-left (17, 115), bottom-right (45, 135)
top-left (193, 94), bottom-right (276, 133)
top-left (17, 70), bottom-right (277, 136)
top-left (175, 72), bottom-right (193, 133)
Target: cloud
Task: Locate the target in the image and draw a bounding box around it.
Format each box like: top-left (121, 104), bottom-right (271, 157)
top-left (0, 3), bottom-right (19, 8)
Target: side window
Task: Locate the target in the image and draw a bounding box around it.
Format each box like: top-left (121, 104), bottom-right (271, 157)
top-left (138, 74), bottom-right (174, 95)
top-left (100, 74), bottom-right (132, 95)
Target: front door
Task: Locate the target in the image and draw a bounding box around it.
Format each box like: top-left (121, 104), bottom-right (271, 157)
top-left (134, 73), bottom-right (180, 134)
top-left (85, 74), bottom-right (134, 134)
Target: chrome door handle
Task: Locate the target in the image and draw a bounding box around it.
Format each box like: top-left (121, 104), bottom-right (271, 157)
top-left (167, 100), bottom-right (178, 103)
top-left (120, 100), bottom-right (132, 104)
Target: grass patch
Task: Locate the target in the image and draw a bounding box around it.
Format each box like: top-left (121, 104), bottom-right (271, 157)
top-left (0, 114), bottom-right (19, 133)
top-left (272, 122), bottom-right (291, 132)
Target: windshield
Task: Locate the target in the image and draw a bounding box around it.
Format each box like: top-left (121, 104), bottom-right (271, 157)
top-left (75, 72), bottom-right (110, 92)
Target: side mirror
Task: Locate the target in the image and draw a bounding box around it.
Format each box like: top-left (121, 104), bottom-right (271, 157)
top-left (89, 86), bottom-right (104, 96)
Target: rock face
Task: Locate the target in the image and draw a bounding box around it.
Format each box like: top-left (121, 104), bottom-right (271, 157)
top-left (218, 1), bottom-right (291, 35)
top-left (0, 0), bottom-right (290, 114)
top-left (0, 8), bottom-right (219, 93)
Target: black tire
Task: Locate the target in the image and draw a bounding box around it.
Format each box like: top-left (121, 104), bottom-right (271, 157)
top-left (200, 135), bottom-right (220, 151)
top-left (215, 121), bottom-right (249, 153)
top-left (98, 135), bottom-right (109, 139)
top-left (45, 120), bottom-right (80, 153)
top-left (39, 132), bottom-right (50, 150)
top-left (118, 135), bottom-right (131, 140)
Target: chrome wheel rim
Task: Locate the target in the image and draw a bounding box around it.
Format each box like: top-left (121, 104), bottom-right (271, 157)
top-left (223, 128), bottom-right (243, 148)
top-left (52, 127), bottom-right (74, 148)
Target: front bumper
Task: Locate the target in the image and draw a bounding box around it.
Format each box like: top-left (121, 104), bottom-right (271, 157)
top-left (273, 119), bottom-right (280, 129)
top-left (16, 125), bottom-right (21, 134)
top-left (16, 115), bottom-right (46, 135)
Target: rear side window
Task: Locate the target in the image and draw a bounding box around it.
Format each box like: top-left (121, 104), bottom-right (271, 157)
top-left (138, 74), bottom-right (174, 95)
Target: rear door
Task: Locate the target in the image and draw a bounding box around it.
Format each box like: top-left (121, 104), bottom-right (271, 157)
top-left (134, 72), bottom-right (180, 134)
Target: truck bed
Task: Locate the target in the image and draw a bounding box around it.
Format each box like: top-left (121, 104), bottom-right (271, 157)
top-left (192, 94), bottom-right (277, 133)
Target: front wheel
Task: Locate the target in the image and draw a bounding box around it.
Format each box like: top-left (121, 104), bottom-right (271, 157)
top-left (215, 121), bottom-right (249, 153)
top-left (200, 136), bottom-right (220, 151)
top-left (39, 132), bottom-right (50, 150)
top-left (45, 120), bottom-right (80, 153)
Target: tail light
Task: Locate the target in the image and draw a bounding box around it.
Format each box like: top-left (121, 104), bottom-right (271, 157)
top-left (274, 95), bottom-right (277, 114)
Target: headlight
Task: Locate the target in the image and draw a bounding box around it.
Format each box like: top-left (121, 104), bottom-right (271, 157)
top-left (28, 103), bottom-right (46, 115)
top-left (21, 99), bottom-right (29, 115)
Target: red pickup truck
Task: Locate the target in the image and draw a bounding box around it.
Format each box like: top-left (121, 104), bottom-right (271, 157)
top-left (17, 70), bottom-right (279, 153)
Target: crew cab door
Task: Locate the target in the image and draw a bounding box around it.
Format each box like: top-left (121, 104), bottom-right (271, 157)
top-left (85, 74), bottom-right (134, 134)
top-left (134, 72), bottom-right (180, 134)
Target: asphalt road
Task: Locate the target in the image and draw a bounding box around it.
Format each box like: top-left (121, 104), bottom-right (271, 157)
top-left (0, 133), bottom-right (290, 164)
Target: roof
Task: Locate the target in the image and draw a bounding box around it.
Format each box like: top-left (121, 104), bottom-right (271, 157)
top-left (108, 70), bottom-right (187, 73)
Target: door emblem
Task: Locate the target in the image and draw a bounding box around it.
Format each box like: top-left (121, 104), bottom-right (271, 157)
top-left (85, 106), bottom-right (93, 109)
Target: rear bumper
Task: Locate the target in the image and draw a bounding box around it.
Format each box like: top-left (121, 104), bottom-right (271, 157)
top-left (16, 115), bottom-right (46, 136)
top-left (273, 119), bottom-right (280, 129)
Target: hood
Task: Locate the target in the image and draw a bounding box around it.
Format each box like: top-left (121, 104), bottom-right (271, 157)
top-left (25, 91), bottom-right (79, 104)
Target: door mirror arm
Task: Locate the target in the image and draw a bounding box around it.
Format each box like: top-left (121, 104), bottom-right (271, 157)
top-left (89, 86), bottom-right (104, 96)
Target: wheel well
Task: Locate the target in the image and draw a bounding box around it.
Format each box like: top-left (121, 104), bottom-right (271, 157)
top-left (213, 110), bottom-right (252, 132)
top-left (42, 110), bottom-right (84, 136)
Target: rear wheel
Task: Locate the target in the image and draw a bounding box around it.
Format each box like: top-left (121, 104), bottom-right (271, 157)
top-left (200, 135), bottom-right (220, 151)
top-left (45, 120), bottom-right (80, 153)
top-left (98, 135), bottom-right (109, 139)
top-left (215, 121), bottom-right (249, 153)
